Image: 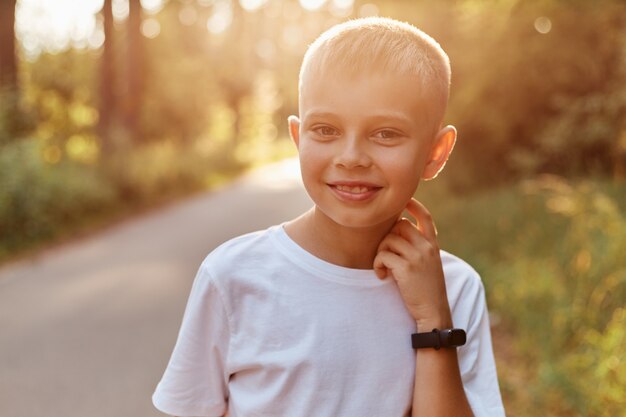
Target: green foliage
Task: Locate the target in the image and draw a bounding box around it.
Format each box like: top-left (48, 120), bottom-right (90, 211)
top-left (12, 0), bottom-right (626, 189)
top-left (138, 3), bottom-right (219, 144)
top-left (0, 134), bottom-right (253, 261)
top-left (103, 136), bottom-right (246, 204)
top-left (420, 176), bottom-right (626, 416)
top-left (22, 50), bottom-right (100, 159)
top-left (0, 87), bottom-right (17, 145)
top-left (0, 86), bottom-right (35, 145)
top-left (435, 0), bottom-right (626, 187)
top-left (0, 138), bottom-right (117, 258)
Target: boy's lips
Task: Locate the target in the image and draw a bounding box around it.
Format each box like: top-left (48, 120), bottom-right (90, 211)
top-left (327, 181), bottom-right (382, 202)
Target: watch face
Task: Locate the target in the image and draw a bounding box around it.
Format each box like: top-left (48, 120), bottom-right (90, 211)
top-left (448, 329), bottom-right (467, 346)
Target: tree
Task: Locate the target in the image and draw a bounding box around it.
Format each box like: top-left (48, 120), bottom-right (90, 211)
top-left (126, 0), bottom-right (143, 140)
top-left (0, 0), bottom-right (18, 145)
top-left (99, 0), bottom-right (115, 153)
top-left (0, 0), bottom-right (17, 88)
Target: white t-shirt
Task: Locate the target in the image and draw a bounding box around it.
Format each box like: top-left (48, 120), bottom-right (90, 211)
top-left (153, 225), bottom-right (505, 417)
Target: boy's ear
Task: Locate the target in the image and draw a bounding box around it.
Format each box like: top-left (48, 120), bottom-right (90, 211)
top-left (421, 125), bottom-right (457, 181)
top-left (288, 115), bottom-right (300, 147)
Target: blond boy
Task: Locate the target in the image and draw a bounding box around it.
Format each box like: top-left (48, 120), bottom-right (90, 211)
top-left (153, 17), bottom-right (505, 417)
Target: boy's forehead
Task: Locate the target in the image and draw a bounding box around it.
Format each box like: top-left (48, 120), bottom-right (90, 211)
top-left (299, 68), bottom-right (435, 116)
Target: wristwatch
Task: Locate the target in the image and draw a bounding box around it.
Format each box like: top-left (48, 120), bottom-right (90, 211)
top-left (411, 328), bottom-right (466, 350)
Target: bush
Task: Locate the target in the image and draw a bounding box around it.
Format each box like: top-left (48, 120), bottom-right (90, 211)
top-left (0, 131), bottom-right (254, 262)
top-left (0, 139), bottom-right (117, 258)
top-left (102, 137), bottom-right (246, 204)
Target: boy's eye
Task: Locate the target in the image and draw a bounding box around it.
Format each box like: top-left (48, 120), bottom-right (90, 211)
top-left (313, 126), bottom-right (340, 137)
top-left (372, 130), bottom-right (401, 140)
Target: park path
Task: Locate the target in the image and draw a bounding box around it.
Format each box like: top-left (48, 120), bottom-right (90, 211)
top-left (0, 158), bottom-right (312, 417)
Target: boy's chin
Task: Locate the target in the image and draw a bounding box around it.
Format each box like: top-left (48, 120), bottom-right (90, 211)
top-left (319, 209), bottom-right (400, 231)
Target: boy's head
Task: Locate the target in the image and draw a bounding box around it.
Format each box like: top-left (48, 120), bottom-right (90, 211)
top-left (288, 17), bottom-right (457, 229)
top-left (299, 17), bottom-right (451, 133)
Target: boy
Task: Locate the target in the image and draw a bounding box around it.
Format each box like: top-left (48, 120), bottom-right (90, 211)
top-left (153, 17), bottom-right (505, 417)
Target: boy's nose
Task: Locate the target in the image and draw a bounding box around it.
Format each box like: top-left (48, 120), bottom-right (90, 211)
top-left (334, 136), bottom-right (372, 169)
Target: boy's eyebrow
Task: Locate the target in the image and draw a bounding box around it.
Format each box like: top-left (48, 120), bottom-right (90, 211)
top-left (303, 109), bottom-right (415, 125)
top-left (301, 110), bottom-right (338, 120)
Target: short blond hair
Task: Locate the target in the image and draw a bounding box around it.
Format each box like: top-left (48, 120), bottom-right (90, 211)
top-left (299, 17), bottom-right (451, 126)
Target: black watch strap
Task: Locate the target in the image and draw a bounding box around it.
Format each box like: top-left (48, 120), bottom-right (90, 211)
top-left (411, 328), bottom-right (467, 350)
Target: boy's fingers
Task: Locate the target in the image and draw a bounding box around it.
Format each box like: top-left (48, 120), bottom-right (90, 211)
top-left (392, 218), bottom-right (422, 246)
top-left (373, 247), bottom-right (386, 278)
top-left (373, 259), bottom-right (388, 279)
top-left (373, 250), bottom-right (402, 280)
top-left (374, 265), bottom-right (387, 279)
top-left (404, 198), bottom-right (437, 243)
top-left (373, 251), bottom-right (389, 278)
top-left (378, 232), bottom-right (414, 258)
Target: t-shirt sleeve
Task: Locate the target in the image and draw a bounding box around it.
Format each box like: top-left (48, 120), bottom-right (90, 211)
top-left (451, 268), bottom-right (506, 417)
top-left (152, 261), bottom-right (230, 417)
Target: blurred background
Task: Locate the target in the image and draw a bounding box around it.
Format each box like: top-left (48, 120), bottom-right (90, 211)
top-left (0, 0), bottom-right (625, 416)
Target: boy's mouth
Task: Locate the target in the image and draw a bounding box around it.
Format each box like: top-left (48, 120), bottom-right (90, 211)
top-left (327, 181), bottom-right (382, 201)
top-left (334, 184), bottom-right (375, 194)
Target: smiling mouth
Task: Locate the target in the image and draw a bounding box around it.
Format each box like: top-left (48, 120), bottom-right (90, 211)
top-left (334, 184), bottom-right (375, 194)
top-left (328, 182), bottom-right (382, 201)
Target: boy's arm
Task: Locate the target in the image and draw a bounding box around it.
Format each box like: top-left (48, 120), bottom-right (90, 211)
top-left (374, 198), bottom-right (474, 417)
top-left (410, 318), bottom-right (473, 416)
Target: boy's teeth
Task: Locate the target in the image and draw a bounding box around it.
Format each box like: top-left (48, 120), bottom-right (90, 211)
top-left (336, 185), bottom-right (370, 193)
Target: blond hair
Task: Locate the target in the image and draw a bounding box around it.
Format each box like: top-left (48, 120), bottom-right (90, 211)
top-left (299, 17), bottom-right (451, 126)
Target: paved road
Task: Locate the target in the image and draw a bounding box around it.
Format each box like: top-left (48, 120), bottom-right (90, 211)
top-left (0, 158), bottom-right (312, 417)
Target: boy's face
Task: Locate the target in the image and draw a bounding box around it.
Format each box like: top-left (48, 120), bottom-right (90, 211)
top-left (289, 70), bottom-right (455, 229)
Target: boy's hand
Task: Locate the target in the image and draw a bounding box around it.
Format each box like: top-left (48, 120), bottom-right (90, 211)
top-left (373, 198), bottom-right (452, 328)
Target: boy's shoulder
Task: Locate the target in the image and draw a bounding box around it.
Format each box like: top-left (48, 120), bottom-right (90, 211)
top-left (439, 250), bottom-right (486, 315)
top-left (205, 225), bottom-right (278, 264)
top-left (198, 225), bottom-right (283, 283)
top-left (440, 250), bottom-right (482, 285)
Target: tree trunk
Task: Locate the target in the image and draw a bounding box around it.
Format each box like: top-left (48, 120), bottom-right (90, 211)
top-left (99, 0), bottom-right (115, 153)
top-left (0, 0), bottom-right (17, 88)
top-left (126, 0), bottom-right (143, 141)
top-left (0, 0), bottom-right (20, 144)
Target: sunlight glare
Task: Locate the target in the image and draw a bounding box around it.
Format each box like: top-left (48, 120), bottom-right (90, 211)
top-left (332, 0), bottom-right (353, 8)
top-left (179, 5), bottom-right (198, 26)
top-left (298, 0), bottom-right (327, 12)
top-left (282, 25), bottom-right (302, 49)
top-left (207, 0), bottom-right (233, 34)
top-left (534, 16), bottom-right (552, 34)
top-left (262, 1), bottom-right (281, 19)
top-left (66, 134), bottom-right (100, 165)
top-left (359, 3), bottom-right (379, 17)
top-left (282, 2), bottom-right (302, 20)
top-left (239, 0), bottom-right (268, 12)
top-left (329, 0), bottom-right (353, 18)
top-left (140, 0), bottom-right (164, 15)
top-left (88, 29), bottom-right (105, 49)
top-left (112, 0), bottom-right (129, 21)
top-left (141, 18), bottom-right (161, 39)
top-left (255, 39), bottom-right (276, 62)
top-left (246, 157), bottom-right (303, 191)
top-left (15, 0), bottom-right (102, 56)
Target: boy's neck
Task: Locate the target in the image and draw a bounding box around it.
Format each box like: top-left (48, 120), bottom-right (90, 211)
top-left (284, 207), bottom-right (398, 270)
